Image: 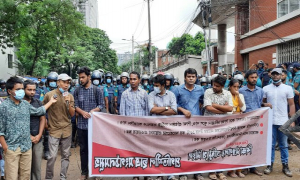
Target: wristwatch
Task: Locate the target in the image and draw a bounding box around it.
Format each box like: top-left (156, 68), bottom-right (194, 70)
top-left (165, 107), bottom-right (169, 111)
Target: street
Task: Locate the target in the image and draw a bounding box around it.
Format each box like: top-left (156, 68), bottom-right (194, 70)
top-left (41, 144), bottom-right (300, 180)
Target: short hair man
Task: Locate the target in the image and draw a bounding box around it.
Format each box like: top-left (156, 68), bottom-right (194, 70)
top-left (23, 80), bottom-right (47, 180)
top-left (43, 74), bottom-right (75, 180)
top-left (74, 67), bottom-right (105, 180)
top-left (263, 68), bottom-right (295, 177)
top-left (203, 75), bottom-right (233, 179)
top-left (0, 76), bottom-right (56, 180)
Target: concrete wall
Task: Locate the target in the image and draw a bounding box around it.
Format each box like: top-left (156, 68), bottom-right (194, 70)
top-left (0, 47), bottom-right (18, 80)
top-left (155, 55), bottom-right (202, 84)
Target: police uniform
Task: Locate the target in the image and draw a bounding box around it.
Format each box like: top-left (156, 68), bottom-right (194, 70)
top-left (114, 84), bottom-right (130, 111)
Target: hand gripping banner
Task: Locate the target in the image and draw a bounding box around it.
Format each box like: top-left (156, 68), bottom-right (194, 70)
top-left (88, 108), bottom-right (272, 177)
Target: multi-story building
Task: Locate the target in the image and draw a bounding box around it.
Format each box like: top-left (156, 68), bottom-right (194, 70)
top-left (117, 53), bottom-right (132, 65)
top-left (0, 47), bottom-right (18, 80)
top-left (74, 0), bottom-right (99, 28)
top-left (235, 0), bottom-right (300, 70)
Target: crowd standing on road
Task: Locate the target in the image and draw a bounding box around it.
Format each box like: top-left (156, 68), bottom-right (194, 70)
top-left (0, 60), bottom-right (300, 180)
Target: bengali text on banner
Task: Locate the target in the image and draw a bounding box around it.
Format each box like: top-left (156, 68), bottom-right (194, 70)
top-left (88, 107), bottom-right (272, 177)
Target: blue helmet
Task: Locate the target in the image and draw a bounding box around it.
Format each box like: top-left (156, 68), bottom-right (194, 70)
top-left (47, 72), bottom-right (58, 81)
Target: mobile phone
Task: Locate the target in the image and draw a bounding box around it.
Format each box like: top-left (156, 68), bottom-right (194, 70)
top-left (53, 94), bottom-right (57, 99)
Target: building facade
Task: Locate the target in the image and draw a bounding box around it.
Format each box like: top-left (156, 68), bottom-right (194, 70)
top-left (74, 0), bottom-right (99, 28)
top-left (236, 0), bottom-right (300, 70)
top-left (0, 47), bottom-right (18, 80)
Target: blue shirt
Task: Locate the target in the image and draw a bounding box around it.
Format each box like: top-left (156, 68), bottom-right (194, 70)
top-left (239, 86), bottom-right (264, 113)
top-left (293, 71), bottom-right (300, 91)
top-left (172, 84), bottom-right (204, 115)
top-left (0, 98), bottom-right (46, 152)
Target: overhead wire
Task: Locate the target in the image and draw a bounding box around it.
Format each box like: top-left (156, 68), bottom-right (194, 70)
top-left (133, 2), bottom-right (146, 36)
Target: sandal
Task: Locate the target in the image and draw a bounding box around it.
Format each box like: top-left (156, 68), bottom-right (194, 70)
top-left (227, 171), bottom-right (238, 178)
top-left (217, 173), bottom-right (227, 180)
top-left (236, 171), bottom-right (245, 178)
top-left (195, 174), bottom-right (204, 180)
top-left (208, 172), bottom-right (217, 180)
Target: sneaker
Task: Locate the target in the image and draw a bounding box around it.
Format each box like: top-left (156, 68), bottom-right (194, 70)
top-left (282, 163), bottom-right (293, 177)
top-left (288, 144), bottom-right (293, 150)
top-left (44, 151), bottom-right (50, 160)
top-left (156, 176), bottom-right (163, 180)
top-left (264, 164), bottom-right (273, 175)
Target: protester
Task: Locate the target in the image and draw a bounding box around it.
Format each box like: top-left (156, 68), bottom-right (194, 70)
top-left (227, 79), bottom-right (246, 178)
top-left (203, 75), bottom-right (233, 180)
top-left (0, 76), bottom-right (57, 180)
top-left (239, 70), bottom-right (270, 176)
top-left (23, 80), bottom-right (47, 180)
top-left (172, 68), bottom-right (204, 180)
top-left (74, 67), bottom-right (105, 180)
top-left (148, 74), bottom-right (177, 180)
top-left (43, 73), bottom-right (75, 180)
top-left (119, 71), bottom-right (149, 180)
top-left (263, 68), bottom-right (295, 177)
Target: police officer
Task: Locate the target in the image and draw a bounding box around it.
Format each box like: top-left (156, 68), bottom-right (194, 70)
top-left (0, 79), bottom-right (8, 99)
top-left (113, 78), bottom-right (117, 87)
top-left (114, 72), bottom-right (130, 114)
top-left (104, 71), bottom-right (115, 114)
top-left (141, 74), bottom-right (151, 94)
top-left (164, 73), bottom-right (174, 91)
top-left (149, 73), bottom-right (157, 93)
top-left (173, 78), bottom-right (180, 86)
top-left (116, 75), bottom-right (121, 85)
top-left (91, 70), bottom-right (103, 87)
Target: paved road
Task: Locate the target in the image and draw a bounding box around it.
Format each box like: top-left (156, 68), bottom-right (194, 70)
top-left (41, 145), bottom-right (300, 180)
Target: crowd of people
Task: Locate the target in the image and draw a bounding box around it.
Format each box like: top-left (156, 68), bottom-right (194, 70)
top-left (0, 60), bottom-right (300, 180)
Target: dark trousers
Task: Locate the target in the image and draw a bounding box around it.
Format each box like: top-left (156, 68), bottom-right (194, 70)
top-left (43, 129), bottom-right (49, 152)
top-left (77, 129), bottom-right (88, 175)
top-left (71, 120), bottom-right (77, 143)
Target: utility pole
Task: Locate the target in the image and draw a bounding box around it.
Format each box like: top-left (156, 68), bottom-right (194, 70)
top-left (132, 35), bottom-right (134, 71)
top-left (147, 0), bottom-right (153, 74)
top-left (139, 51), bottom-right (143, 74)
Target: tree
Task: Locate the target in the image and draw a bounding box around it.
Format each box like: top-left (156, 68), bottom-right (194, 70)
top-left (167, 32), bottom-right (206, 56)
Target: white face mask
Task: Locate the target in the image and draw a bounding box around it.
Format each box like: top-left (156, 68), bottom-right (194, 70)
top-left (93, 80), bottom-right (100, 85)
top-left (154, 87), bottom-right (161, 94)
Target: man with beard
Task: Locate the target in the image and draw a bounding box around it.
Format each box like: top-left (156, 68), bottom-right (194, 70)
top-left (23, 80), bottom-right (46, 180)
top-left (203, 75), bottom-right (233, 180)
top-left (239, 70), bottom-right (271, 176)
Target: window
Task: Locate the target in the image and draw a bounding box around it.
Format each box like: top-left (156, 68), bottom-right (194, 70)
top-left (278, 0), bottom-right (300, 18)
top-left (242, 53), bottom-right (249, 71)
top-left (8, 54), bottom-right (13, 69)
top-left (277, 39), bottom-right (300, 64)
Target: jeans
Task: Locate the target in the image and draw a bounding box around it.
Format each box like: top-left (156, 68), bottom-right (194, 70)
top-left (0, 159), bottom-right (4, 176)
top-left (77, 129), bottom-right (89, 176)
top-left (272, 125), bottom-right (288, 164)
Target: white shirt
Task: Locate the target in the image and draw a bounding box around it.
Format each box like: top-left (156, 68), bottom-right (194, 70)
top-left (263, 83), bottom-right (294, 125)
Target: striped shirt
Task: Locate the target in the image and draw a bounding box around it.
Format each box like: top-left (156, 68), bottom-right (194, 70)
top-left (119, 87), bottom-right (149, 116)
top-left (148, 90), bottom-right (177, 115)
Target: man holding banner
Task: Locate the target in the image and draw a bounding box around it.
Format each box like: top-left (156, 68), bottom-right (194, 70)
top-left (120, 71), bottom-right (149, 180)
top-left (148, 74), bottom-right (177, 180)
top-left (172, 68), bottom-right (204, 180)
top-left (203, 75), bottom-right (233, 180)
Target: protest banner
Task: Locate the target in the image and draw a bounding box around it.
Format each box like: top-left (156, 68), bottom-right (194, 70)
top-left (88, 108), bottom-right (272, 177)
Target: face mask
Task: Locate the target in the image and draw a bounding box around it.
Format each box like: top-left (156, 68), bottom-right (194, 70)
top-left (273, 79), bottom-right (282, 84)
top-left (174, 85), bottom-right (179, 87)
top-left (14, 89), bottom-right (25, 100)
top-left (59, 88), bottom-right (65, 93)
top-left (37, 81), bottom-right (40, 83)
top-left (93, 80), bottom-right (100, 86)
top-left (154, 87), bottom-right (161, 94)
top-left (144, 82), bottom-right (148, 86)
top-left (49, 82), bottom-right (57, 88)
top-left (106, 79), bottom-right (111, 84)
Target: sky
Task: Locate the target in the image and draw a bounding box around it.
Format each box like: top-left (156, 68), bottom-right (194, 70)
top-left (98, 0), bottom-right (235, 54)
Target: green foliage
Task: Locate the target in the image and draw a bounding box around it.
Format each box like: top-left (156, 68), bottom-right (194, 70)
top-left (0, 0), bottom-right (119, 77)
top-left (167, 32), bottom-right (206, 56)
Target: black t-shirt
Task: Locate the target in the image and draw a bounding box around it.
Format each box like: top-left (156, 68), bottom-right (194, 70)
top-left (30, 98), bottom-right (43, 138)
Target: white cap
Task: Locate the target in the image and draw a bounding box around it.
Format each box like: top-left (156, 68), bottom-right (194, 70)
top-left (58, 73), bottom-right (72, 81)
